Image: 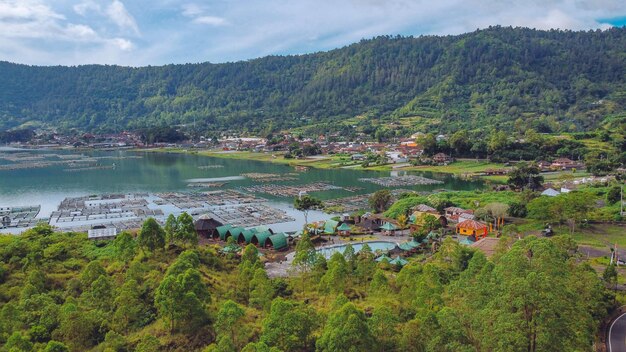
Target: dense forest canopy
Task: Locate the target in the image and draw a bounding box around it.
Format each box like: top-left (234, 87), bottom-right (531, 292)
top-left (0, 223), bottom-right (612, 352)
top-left (0, 26), bottom-right (625, 134)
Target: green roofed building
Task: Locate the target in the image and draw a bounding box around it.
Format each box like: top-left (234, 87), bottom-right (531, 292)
top-left (251, 225), bottom-right (273, 234)
top-left (216, 225), bottom-right (233, 240)
top-left (252, 230), bottom-right (272, 247)
top-left (238, 229), bottom-right (256, 244)
top-left (337, 222), bottom-right (351, 236)
top-left (324, 220), bottom-right (339, 235)
top-left (267, 233), bottom-right (288, 250)
top-left (376, 254), bottom-right (392, 263)
top-left (381, 222), bottom-right (397, 235)
top-left (398, 242), bottom-right (414, 251)
top-left (389, 256), bottom-right (408, 266)
top-left (226, 227), bottom-right (245, 241)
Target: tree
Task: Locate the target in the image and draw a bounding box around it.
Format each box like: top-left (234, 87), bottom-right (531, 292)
top-left (316, 302), bottom-right (374, 352)
top-left (249, 268), bottom-right (274, 311)
top-left (507, 163), bottom-right (544, 191)
top-left (261, 298), bottom-right (318, 352)
top-left (113, 232), bottom-right (137, 262)
top-left (396, 214), bottom-right (408, 229)
top-left (294, 195), bottom-right (323, 227)
top-left (137, 218), bottom-right (166, 252)
top-left (369, 306), bottom-right (399, 352)
top-left (44, 341), bottom-right (69, 352)
top-left (319, 252), bottom-right (349, 295)
top-left (215, 300), bottom-right (247, 350)
top-left (135, 335), bottom-right (160, 352)
top-left (484, 202), bottom-right (509, 230)
top-left (155, 267), bottom-right (209, 332)
top-left (369, 189), bottom-right (392, 213)
top-left (607, 186), bottom-right (621, 205)
top-left (417, 133), bottom-right (437, 156)
top-left (176, 212), bottom-right (198, 247)
top-left (80, 261), bottom-right (106, 289)
top-left (164, 214), bottom-right (179, 245)
top-left (112, 279), bottom-right (149, 333)
top-left (604, 264), bottom-right (618, 291)
top-left (449, 130), bottom-right (471, 156)
top-left (292, 233), bottom-right (317, 275)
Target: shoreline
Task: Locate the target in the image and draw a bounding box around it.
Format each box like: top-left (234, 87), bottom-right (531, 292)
top-left (134, 147), bottom-right (509, 182)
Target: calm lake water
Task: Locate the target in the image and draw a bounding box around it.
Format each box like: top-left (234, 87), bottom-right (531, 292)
top-left (0, 149), bottom-right (484, 227)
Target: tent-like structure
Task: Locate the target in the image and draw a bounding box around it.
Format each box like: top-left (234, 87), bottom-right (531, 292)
top-left (251, 230), bottom-right (273, 247)
top-left (216, 225), bottom-right (233, 241)
top-left (267, 233), bottom-right (288, 250)
top-left (337, 222), bottom-right (351, 236)
top-left (225, 227), bottom-right (245, 241)
top-left (237, 229), bottom-right (256, 244)
top-left (194, 215), bottom-right (224, 238)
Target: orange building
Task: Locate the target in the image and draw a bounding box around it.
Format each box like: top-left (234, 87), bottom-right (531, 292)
top-left (456, 219), bottom-right (488, 239)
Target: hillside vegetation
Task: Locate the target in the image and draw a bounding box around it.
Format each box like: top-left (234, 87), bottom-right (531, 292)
top-left (0, 223), bottom-right (613, 352)
top-left (1, 26), bottom-right (625, 134)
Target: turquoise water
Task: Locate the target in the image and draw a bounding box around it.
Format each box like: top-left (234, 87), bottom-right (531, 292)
top-left (316, 241), bottom-right (397, 259)
top-left (0, 149), bottom-right (484, 219)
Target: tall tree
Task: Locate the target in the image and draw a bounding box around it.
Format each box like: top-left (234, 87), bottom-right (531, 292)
top-left (138, 218), bottom-right (166, 252)
top-left (316, 302), bottom-right (374, 352)
top-left (261, 298), bottom-right (318, 352)
top-left (369, 189), bottom-right (392, 213)
top-left (294, 195), bottom-right (323, 227)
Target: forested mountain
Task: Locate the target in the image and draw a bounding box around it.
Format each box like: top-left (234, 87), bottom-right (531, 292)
top-left (1, 26), bottom-right (625, 134)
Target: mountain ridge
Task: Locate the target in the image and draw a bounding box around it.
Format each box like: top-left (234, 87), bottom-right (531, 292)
top-left (1, 26), bottom-right (625, 134)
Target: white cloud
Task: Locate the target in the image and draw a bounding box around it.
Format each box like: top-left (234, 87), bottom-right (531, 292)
top-left (182, 3), bottom-right (229, 27)
top-left (1, 0), bottom-right (626, 66)
top-left (73, 1), bottom-right (100, 16)
top-left (193, 16), bottom-right (228, 26)
top-left (105, 0), bottom-right (140, 35)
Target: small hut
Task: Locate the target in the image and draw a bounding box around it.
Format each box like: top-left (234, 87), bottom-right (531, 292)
top-left (216, 225), bottom-right (233, 241)
top-left (381, 222), bottom-right (397, 236)
top-left (225, 227), bottom-right (245, 241)
top-left (194, 215), bottom-right (223, 238)
top-left (267, 233), bottom-right (288, 250)
top-left (237, 229), bottom-right (256, 244)
top-left (337, 223), bottom-right (351, 237)
top-left (251, 230), bottom-right (272, 247)
top-left (456, 219), bottom-right (488, 239)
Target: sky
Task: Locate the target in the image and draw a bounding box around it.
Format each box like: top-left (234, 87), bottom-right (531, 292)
top-left (0, 0), bottom-right (625, 67)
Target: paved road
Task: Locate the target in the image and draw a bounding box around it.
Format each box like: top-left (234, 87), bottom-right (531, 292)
top-left (609, 312), bottom-right (626, 352)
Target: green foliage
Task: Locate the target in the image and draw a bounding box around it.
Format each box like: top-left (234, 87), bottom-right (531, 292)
top-left (113, 232), bottom-right (137, 262)
top-left (137, 218), bottom-right (166, 252)
top-left (316, 302), bottom-right (374, 352)
top-left (155, 253), bottom-right (209, 332)
top-left (215, 300), bottom-right (247, 350)
top-left (368, 189), bottom-right (392, 213)
top-left (507, 163), bottom-right (544, 191)
top-left (176, 212), bottom-right (198, 247)
top-left (2, 27), bottom-right (625, 135)
top-left (261, 298), bottom-right (318, 352)
top-left (294, 196), bottom-right (323, 226)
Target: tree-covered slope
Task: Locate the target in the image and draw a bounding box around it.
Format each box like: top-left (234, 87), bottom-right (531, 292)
top-left (0, 26), bottom-right (625, 133)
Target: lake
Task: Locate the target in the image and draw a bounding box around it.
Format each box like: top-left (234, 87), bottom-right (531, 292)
top-left (0, 149), bottom-right (484, 231)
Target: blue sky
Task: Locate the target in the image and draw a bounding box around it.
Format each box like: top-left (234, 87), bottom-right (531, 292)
top-left (1, 0), bottom-right (625, 66)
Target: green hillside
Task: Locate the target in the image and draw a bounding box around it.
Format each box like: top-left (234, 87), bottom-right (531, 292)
top-left (0, 26), bottom-right (625, 134)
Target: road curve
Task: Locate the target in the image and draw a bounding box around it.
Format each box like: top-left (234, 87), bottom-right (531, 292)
top-left (609, 312), bottom-right (626, 352)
